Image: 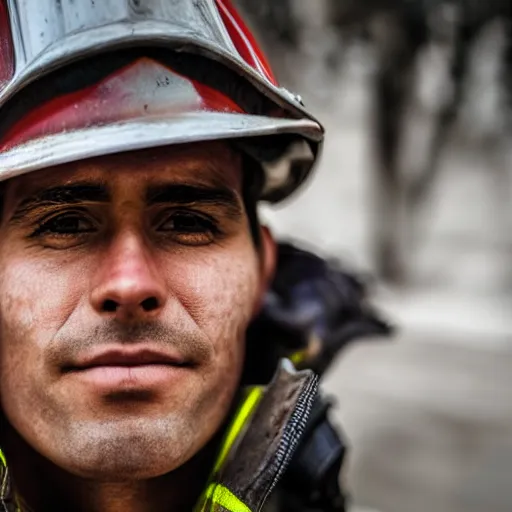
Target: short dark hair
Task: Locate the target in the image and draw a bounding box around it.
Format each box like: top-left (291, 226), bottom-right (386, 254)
top-left (240, 154), bottom-right (264, 248)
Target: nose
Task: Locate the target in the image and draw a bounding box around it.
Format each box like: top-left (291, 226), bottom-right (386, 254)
top-left (90, 231), bottom-right (167, 322)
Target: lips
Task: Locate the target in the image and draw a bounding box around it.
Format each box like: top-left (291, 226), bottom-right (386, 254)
top-left (63, 347), bottom-right (191, 390)
top-left (68, 348), bottom-right (188, 370)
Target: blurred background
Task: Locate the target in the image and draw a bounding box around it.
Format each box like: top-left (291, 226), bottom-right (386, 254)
top-left (235, 1), bottom-right (512, 511)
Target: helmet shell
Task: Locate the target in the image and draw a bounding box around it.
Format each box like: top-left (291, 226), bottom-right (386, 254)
top-left (0, 0), bottom-right (324, 202)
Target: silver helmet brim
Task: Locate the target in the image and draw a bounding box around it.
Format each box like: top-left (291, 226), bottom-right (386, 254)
top-left (0, 112), bottom-right (322, 202)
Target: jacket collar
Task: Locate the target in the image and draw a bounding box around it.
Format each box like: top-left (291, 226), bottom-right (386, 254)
top-left (196, 359), bottom-right (318, 512)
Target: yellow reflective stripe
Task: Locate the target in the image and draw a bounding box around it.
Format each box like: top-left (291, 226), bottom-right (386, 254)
top-left (0, 449), bottom-right (8, 502)
top-left (194, 387), bottom-right (263, 512)
top-left (205, 483), bottom-right (252, 512)
top-left (212, 387), bottom-right (263, 475)
top-left (290, 348), bottom-right (308, 366)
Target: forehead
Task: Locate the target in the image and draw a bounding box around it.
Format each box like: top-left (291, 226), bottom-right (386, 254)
top-left (4, 141), bottom-right (243, 200)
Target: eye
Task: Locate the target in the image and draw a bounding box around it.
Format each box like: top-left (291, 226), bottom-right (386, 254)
top-left (157, 211), bottom-right (219, 245)
top-left (31, 212), bottom-right (97, 237)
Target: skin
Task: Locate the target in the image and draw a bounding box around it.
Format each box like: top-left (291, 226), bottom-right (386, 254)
top-left (0, 141), bottom-right (275, 511)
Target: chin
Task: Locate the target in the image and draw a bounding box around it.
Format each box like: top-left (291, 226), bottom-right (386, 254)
top-left (65, 441), bottom-right (191, 481)
top-left (55, 416), bottom-right (199, 480)
top-left (77, 457), bottom-right (179, 481)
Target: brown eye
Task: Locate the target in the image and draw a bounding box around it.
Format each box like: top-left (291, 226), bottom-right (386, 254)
top-left (159, 212), bottom-right (217, 233)
top-left (31, 213), bottom-right (96, 237)
top-left (158, 211), bottom-right (219, 245)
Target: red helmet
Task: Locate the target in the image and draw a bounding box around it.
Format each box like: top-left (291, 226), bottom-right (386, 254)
top-left (0, 0), bottom-right (323, 202)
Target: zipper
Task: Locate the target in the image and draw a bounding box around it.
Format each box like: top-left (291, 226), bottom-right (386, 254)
top-left (259, 372), bottom-right (319, 510)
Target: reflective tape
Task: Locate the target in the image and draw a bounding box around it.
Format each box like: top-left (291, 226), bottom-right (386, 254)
top-left (204, 483), bottom-right (252, 512)
top-left (212, 386), bottom-right (263, 475)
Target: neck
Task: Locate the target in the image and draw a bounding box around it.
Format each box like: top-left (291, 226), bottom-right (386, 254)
top-left (1, 421), bottom-right (220, 512)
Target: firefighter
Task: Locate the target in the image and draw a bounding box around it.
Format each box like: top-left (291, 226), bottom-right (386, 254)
top-left (0, 0), bottom-right (381, 510)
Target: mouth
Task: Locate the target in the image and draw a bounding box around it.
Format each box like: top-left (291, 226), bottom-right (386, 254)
top-left (63, 348), bottom-right (193, 390)
top-left (64, 347), bottom-right (191, 372)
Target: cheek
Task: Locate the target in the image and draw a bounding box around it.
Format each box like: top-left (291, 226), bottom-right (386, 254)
top-left (0, 256), bottom-right (83, 338)
top-left (0, 256), bottom-right (84, 401)
top-left (167, 248), bottom-right (261, 434)
top-left (169, 247), bottom-right (260, 366)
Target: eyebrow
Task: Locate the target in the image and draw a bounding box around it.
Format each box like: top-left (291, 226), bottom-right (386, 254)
top-left (9, 183), bottom-right (110, 223)
top-left (146, 184), bottom-right (242, 216)
top-left (8, 181), bottom-right (242, 224)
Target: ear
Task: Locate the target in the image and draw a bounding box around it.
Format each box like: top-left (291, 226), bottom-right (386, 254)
top-left (252, 225), bottom-right (277, 317)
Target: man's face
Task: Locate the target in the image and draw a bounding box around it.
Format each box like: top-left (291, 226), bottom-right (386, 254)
top-left (0, 142), bottom-right (268, 480)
